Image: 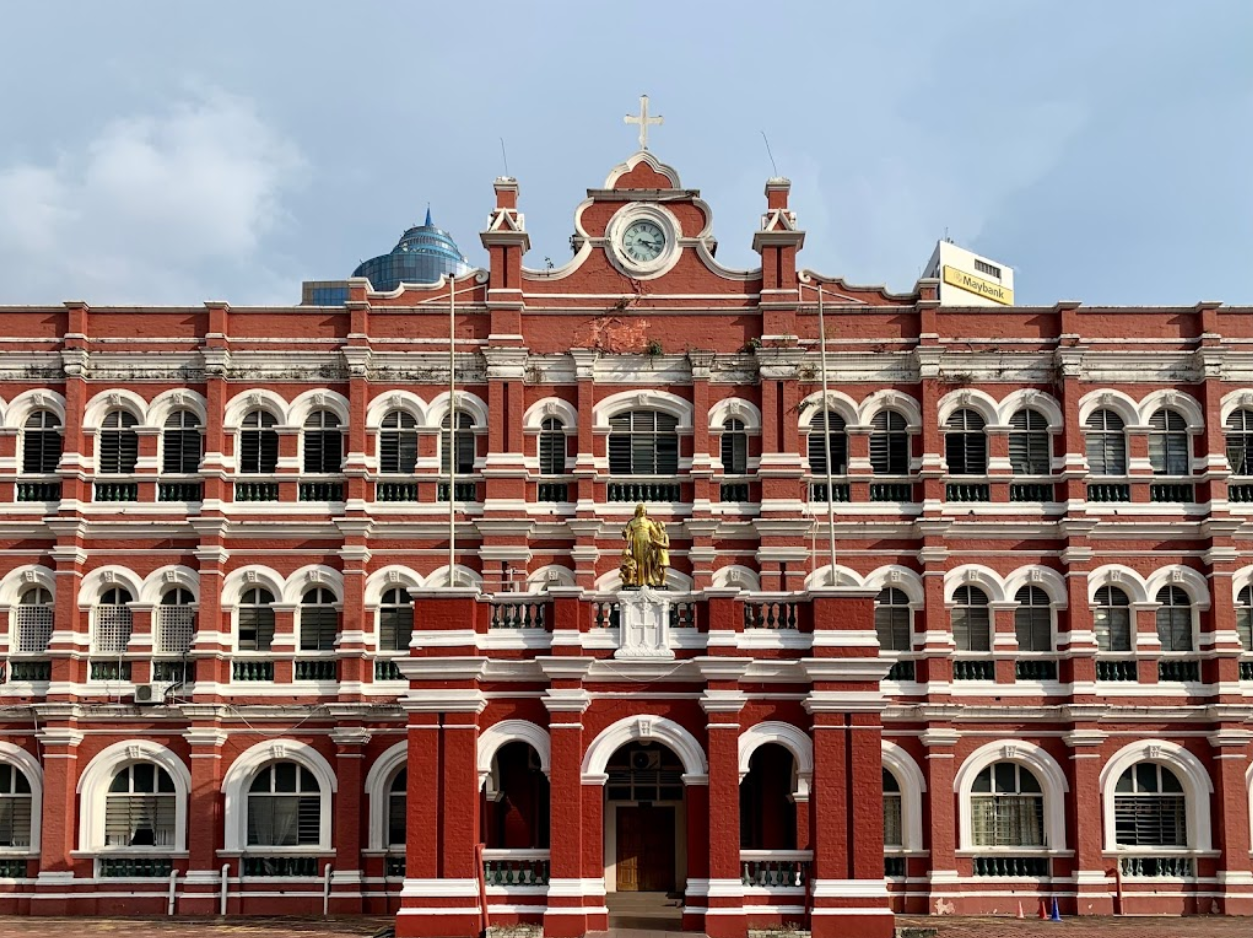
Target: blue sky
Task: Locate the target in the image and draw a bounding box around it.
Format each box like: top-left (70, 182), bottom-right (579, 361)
top-left (0, 0), bottom-right (1249, 307)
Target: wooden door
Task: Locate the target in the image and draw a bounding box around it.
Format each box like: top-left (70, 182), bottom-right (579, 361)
top-left (616, 805), bottom-right (675, 892)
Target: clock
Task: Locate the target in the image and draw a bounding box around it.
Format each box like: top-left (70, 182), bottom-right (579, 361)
top-left (622, 220), bottom-right (666, 263)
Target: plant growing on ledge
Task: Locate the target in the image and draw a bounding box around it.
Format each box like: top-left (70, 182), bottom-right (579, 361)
top-left (740, 337), bottom-right (762, 353)
top-left (645, 338), bottom-right (664, 357)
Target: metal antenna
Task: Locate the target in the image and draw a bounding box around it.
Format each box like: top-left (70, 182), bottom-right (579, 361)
top-left (499, 137), bottom-right (510, 177)
top-left (760, 131), bottom-right (779, 176)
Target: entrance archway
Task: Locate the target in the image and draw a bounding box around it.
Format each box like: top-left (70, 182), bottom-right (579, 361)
top-left (605, 741), bottom-right (685, 893)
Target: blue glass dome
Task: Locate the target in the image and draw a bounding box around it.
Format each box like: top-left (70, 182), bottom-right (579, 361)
top-left (352, 208), bottom-right (472, 291)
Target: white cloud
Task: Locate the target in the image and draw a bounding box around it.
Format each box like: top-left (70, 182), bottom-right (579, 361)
top-left (0, 91), bottom-right (305, 303)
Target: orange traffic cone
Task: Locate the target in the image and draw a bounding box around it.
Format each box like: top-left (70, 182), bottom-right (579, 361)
top-left (1038, 899), bottom-right (1049, 919)
top-left (1017, 901), bottom-right (1025, 919)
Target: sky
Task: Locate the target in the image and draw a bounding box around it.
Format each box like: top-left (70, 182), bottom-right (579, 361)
top-left (0, 0), bottom-right (1249, 308)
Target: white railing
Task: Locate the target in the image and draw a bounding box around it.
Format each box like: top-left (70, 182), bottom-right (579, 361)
top-left (740, 849), bottom-right (813, 888)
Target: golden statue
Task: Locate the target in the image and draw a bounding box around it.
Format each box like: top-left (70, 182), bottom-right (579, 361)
top-left (620, 503), bottom-right (670, 588)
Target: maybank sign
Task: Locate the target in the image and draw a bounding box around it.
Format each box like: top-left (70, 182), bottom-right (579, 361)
top-left (942, 266), bottom-right (1013, 305)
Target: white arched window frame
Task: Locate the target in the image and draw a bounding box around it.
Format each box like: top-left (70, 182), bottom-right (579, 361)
top-left (221, 741), bottom-right (336, 853)
top-left (91, 586), bottom-right (135, 657)
top-left (364, 741), bottom-right (409, 852)
top-left (1144, 567), bottom-right (1209, 656)
top-left (9, 569), bottom-right (55, 656)
top-left (1099, 740), bottom-right (1212, 853)
top-left (737, 722), bottom-right (813, 801)
top-left (0, 743), bottom-right (41, 855)
top-left (954, 741), bottom-right (1068, 852)
top-left (882, 742), bottom-right (925, 854)
top-left (77, 741), bottom-right (190, 854)
top-left (21, 410), bottom-right (63, 476)
top-left (478, 720), bottom-right (553, 793)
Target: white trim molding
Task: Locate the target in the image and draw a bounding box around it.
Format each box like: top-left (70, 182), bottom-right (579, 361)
top-left (582, 715), bottom-right (707, 784)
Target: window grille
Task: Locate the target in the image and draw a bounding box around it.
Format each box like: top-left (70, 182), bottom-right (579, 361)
top-left (883, 769), bottom-right (903, 847)
top-left (0, 765), bottom-right (33, 849)
top-left (974, 258), bottom-right (1002, 279)
top-left (441, 412), bottom-right (476, 474)
top-left (1094, 585), bottom-right (1132, 652)
top-left (1237, 586), bottom-right (1253, 651)
top-left (240, 411), bottom-right (280, 474)
top-left (247, 763), bottom-right (321, 847)
top-left (1009, 409), bottom-right (1050, 475)
top-left (1155, 585), bottom-right (1193, 652)
top-left (378, 588), bottom-right (413, 652)
top-left (303, 411), bottom-right (342, 474)
top-left (1085, 409), bottom-right (1126, 476)
top-left (720, 418), bottom-right (748, 474)
top-left (1225, 409), bottom-right (1253, 476)
top-left (945, 409), bottom-right (987, 475)
top-left (105, 763), bottom-right (176, 848)
top-left (870, 410), bottom-right (909, 475)
top-left (1114, 763), bottom-right (1187, 847)
top-left (22, 411), bottom-right (62, 474)
top-left (300, 588), bottom-right (339, 651)
top-left (380, 411), bottom-right (418, 474)
top-left (1148, 410), bottom-right (1190, 476)
top-left (15, 588), bottom-right (54, 654)
top-left (875, 587), bottom-right (912, 652)
top-left (99, 411), bottom-right (139, 475)
top-left (93, 588), bottom-right (133, 654)
top-left (156, 588), bottom-right (195, 656)
top-left (238, 587), bottom-right (276, 651)
top-left (388, 769), bottom-right (406, 846)
top-left (162, 411), bottom-right (203, 474)
top-left (971, 762), bottom-right (1044, 847)
top-left (1014, 585), bottom-right (1053, 651)
top-left (807, 411), bottom-right (848, 476)
top-left (607, 410), bottom-right (679, 476)
top-left (951, 585), bottom-right (990, 652)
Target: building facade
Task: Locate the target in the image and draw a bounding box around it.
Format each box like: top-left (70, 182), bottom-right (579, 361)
top-left (0, 147), bottom-right (1251, 935)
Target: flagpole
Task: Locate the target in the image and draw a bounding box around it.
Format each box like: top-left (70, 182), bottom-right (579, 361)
top-left (448, 275), bottom-right (457, 587)
top-left (815, 282), bottom-right (838, 585)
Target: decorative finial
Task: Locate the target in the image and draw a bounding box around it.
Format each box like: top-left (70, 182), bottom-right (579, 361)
top-left (624, 94), bottom-right (664, 151)
top-left (424, 204), bottom-right (432, 227)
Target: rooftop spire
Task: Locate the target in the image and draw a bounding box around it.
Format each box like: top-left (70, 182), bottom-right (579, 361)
top-left (425, 204), bottom-right (432, 227)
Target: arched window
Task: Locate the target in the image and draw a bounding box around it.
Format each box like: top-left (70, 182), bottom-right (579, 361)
top-left (380, 411), bottom-right (418, 474)
top-left (237, 587), bottom-right (275, 652)
top-left (1114, 763), bottom-right (1186, 847)
top-left (807, 411), bottom-right (848, 476)
top-left (951, 585), bottom-right (990, 652)
top-left (721, 418), bottom-right (748, 475)
top-left (14, 586), bottom-right (53, 654)
top-left (1014, 585), bottom-right (1053, 652)
top-left (971, 762), bottom-right (1044, 847)
top-left (1237, 585), bottom-right (1253, 652)
top-left (300, 588), bottom-right (338, 652)
top-left (99, 411), bottom-right (139, 474)
top-left (1085, 410), bottom-right (1126, 476)
top-left (378, 588), bottom-right (413, 653)
top-left (870, 410), bottom-right (909, 475)
top-left (441, 412), bottom-right (476, 475)
top-left (1094, 585), bottom-right (1132, 653)
top-left (538, 417), bottom-right (566, 476)
top-left (0, 764), bottom-right (33, 849)
top-left (875, 587), bottom-right (911, 652)
top-left (1155, 585), bottom-right (1193, 652)
top-left (303, 411), bottom-right (342, 474)
top-left (22, 411), bottom-right (62, 475)
top-left (1148, 410), bottom-right (1190, 476)
top-left (156, 588), bottom-right (195, 657)
top-left (1225, 409), bottom-right (1253, 476)
top-left (106, 763), bottom-right (176, 848)
top-left (883, 769), bottom-right (902, 848)
top-left (93, 587), bottom-right (133, 655)
top-left (162, 412), bottom-right (203, 475)
top-left (246, 763), bottom-right (321, 847)
top-left (240, 411), bottom-right (279, 474)
top-left (608, 410), bottom-right (678, 475)
top-left (1009, 409), bottom-right (1050, 476)
top-left (944, 410), bottom-right (986, 475)
top-left (388, 768), bottom-right (406, 847)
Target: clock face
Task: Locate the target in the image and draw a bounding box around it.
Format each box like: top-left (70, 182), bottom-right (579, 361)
top-left (622, 220), bottom-right (666, 263)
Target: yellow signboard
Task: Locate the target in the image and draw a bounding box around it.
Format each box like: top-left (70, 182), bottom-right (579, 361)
top-left (943, 266), bottom-right (1013, 305)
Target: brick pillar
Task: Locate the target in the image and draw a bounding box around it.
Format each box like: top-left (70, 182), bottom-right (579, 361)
top-left (180, 725), bottom-right (227, 913)
top-left (1063, 729), bottom-right (1113, 914)
top-left (329, 727), bottom-right (370, 913)
top-left (570, 350), bottom-right (597, 522)
top-left (1209, 730), bottom-right (1253, 914)
top-left (1060, 544), bottom-right (1097, 695)
top-left (991, 600), bottom-right (1017, 684)
top-left (702, 686), bottom-right (746, 938)
top-left (542, 676), bottom-right (598, 937)
top-left (192, 541), bottom-right (229, 687)
top-left (338, 541), bottom-right (370, 693)
top-left (689, 351), bottom-right (714, 515)
top-left (342, 346), bottom-right (371, 507)
top-left (48, 545), bottom-right (85, 696)
top-left (920, 728), bottom-right (960, 912)
top-left (33, 723), bottom-right (82, 900)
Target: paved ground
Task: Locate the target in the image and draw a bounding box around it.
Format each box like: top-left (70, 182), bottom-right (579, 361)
top-left (2, 917), bottom-right (1253, 938)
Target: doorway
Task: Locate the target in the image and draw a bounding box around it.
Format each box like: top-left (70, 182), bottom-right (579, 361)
top-left (616, 805), bottom-right (675, 891)
top-left (604, 741), bottom-right (686, 895)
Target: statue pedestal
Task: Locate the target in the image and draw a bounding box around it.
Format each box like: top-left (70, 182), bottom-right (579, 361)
top-left (614, 586), bottom-right (675, 660)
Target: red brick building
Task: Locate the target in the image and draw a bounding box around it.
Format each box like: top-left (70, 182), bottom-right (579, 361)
top-left (0, 146), bottom-right (1251, 936)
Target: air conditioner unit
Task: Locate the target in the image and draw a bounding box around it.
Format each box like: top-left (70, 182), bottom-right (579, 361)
top-left (133, 684), bottom-right (167, 706)
top-left (630, 749), bottom-right (661, 771)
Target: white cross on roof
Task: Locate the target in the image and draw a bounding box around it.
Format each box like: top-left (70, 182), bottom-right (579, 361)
top-left (624, 94), bottom-right (663, 151)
